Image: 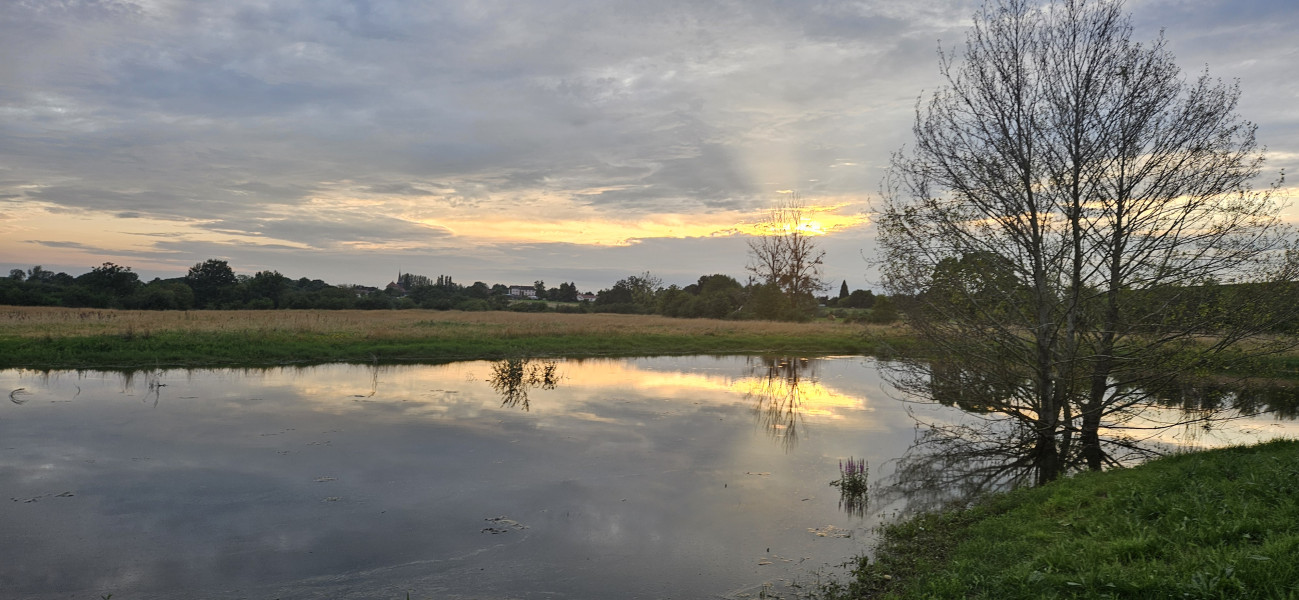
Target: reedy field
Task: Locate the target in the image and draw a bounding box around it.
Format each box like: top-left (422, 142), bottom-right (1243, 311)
top-left (0, 306), bottom-right (912, 369)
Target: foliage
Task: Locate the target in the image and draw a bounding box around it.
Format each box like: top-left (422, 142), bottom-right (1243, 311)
top-left (742, 282), bottom-right (804, 321)
top-left (185, 259), bottom-right (239, 308)
top-left (841, 289), bottom-right (876, 309)
top-left (863, 296), bottom-right (899, 324)
top-left (77, 262), bottom-right (141, 300)
top-left (247, 271), bottom-right (289, 309)
top-left (594, 272), bottom-right (662, 313)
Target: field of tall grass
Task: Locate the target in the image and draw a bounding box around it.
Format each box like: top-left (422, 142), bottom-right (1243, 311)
top-left (0, 306), bottom-right (911, 369)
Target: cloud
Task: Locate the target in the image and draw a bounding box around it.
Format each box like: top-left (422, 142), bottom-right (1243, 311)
top-left (196, 212), bottom-right (454, 250)
top-left (0, 0), bottom-right (1292, 287)
top-left (28, 240), bottom-right (101, 251)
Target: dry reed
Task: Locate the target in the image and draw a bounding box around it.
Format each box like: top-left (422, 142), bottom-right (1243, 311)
top-left (0, 306), bottom-right (896, 341)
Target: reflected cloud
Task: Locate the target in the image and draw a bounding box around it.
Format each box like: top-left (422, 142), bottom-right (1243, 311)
top-left (739, 355), bottom-right (875, 451)
top-left (3, 356), bottom-right (1296, 598)
top-left (0, 356), bottom-right (894, 598)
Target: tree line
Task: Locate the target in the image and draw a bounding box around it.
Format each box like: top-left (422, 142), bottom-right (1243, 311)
top-left (2, 260), bottom-right (895, 322)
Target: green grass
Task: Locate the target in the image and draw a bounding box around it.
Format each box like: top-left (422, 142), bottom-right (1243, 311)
top-left (820, 439), bottom-right (1299, 599)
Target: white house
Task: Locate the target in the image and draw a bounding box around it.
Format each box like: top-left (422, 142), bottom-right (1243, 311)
top-left (508, 285), bottom-right (538, 299)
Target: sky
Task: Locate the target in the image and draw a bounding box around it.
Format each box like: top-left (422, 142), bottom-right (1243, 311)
top-left (2, 0), bottom-right (1296, 293)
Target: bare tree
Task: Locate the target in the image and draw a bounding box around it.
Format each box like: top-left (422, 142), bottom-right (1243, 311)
top-left (747, 194), bottom-right (829, 313)
top-left (879, 0), bottom-right (1295, 483)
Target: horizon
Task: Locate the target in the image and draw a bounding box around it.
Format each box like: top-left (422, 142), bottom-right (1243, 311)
top-left (2, 0), bottom-right (1295, 294)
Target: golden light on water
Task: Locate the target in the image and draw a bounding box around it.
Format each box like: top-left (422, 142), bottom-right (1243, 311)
top-left (271, 359), bottom-right (873, 424)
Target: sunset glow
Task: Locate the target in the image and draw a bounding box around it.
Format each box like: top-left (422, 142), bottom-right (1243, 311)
top-left (0, 0), bottom-right (1291, 290)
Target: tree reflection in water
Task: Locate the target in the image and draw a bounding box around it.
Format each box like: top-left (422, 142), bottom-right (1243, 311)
top-left (488, 357), bottom-right (560, 410)
top-left (877, 362), bottom-right (1299, 517)
top-left (744, 356), bottom-right (817, 451)
top-left (877, 422), bottom-right (1097, 518)
top-left (1140, 378), bottom-right (1299, 422)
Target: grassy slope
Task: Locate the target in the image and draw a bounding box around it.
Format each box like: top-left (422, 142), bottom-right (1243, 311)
top-left (0, 307), bottom-right (917, 369)
top-left (823, 439), bottom-right (1299, 600)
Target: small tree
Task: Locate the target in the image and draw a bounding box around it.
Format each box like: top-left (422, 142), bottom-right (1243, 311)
top-left (746, 194), bottom-right (829, 316)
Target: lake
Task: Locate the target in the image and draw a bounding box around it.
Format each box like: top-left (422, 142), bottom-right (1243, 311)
top-left (2, 356), bottom-right (1295, 599)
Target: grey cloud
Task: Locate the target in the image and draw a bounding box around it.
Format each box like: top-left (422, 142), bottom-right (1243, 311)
top-left (26, 187), bottom-right (232, 219)
top-left (28, 240), bottom-right (100, 250)
top-left (195, 213), bottom-right (452, 250)
top-left (576, 144), bottom-right (760, 211)
top-left (0, 0), bottom-right (1291, 288)
top-left (92, 58), bottom-right (368, 119)
top-left (364, 182), bottom-right (447, 196)
top-left (225, 181), bottom-right (317, 202)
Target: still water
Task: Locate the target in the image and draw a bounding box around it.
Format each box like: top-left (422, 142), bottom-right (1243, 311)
top-left (2, 356), bottom-right (1295, 599)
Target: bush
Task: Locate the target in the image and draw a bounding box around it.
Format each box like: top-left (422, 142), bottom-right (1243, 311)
top-left (508, 301), bottom-right (549, 312)
top-left (455, 299), bottom-right (491, 311)
top-left (864, 296), bottom-right (899, 324)
top-left (591, 302), bottom-right (642, 314)
top-left (245, 297), bottom-right (276, 310)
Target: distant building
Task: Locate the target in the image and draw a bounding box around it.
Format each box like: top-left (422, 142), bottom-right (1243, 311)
top-left (576, 292), bottom-right (597, 302)
top-left (508, 285), bottom-right (538, 299)
top-left (385, 281), bottom-right (408, 296)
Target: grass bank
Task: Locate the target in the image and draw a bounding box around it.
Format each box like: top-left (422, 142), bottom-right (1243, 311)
top-left (821, 439), bottom-right (1299, 600)
top-left (0, 306), bottom-right (917, 370)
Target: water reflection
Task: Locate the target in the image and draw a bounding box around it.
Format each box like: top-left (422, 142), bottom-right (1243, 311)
top-left (874, 422), bottom-right (1064, 517)
top-left (876, 368), bottom-right (1299, 517)
top-left (1142, 377), bottom-right (1299, 421)
top-left (0, 357), bottom-right (899, 600)
top-left (487, 357), bottom-right (561, 410)
top-left (1, 357), bottom-right (1294, 599)
top-left (744, 356), bottom-right (816, 450)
